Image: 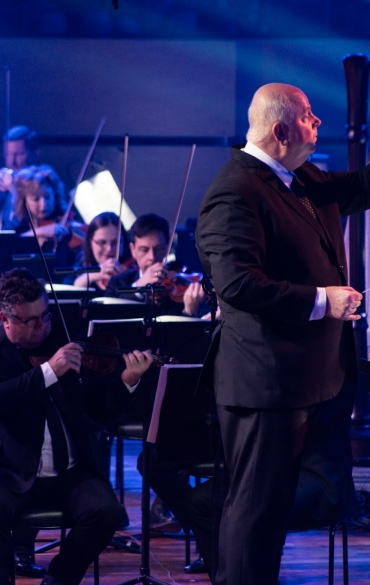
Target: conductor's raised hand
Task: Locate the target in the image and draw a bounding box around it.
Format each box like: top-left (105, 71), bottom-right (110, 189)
top-left (47, 342), bottom-right (83, 377)
top-left (325, 286), bottom-right (362, 320)
top-left (121, 349), bottom-right (153, 387)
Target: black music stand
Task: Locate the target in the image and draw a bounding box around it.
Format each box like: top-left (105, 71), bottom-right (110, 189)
top-left (0, 231), bottom-right (41, 274)
top-left (147, 364), bottom-right (213, 462)
top-left (147, 364), bottom-right (225, 585)
top-left (88, 318), bottom-right (172, 585)
top-left (88, 316), bottom-right (211, 363)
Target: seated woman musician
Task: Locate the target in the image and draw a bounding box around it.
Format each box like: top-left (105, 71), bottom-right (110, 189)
top-left (5, 164), bottom-right (78, 275)
top-left (71, 211), bottom-right (132, 292)
top-left (8, 164), bottom-right (68, 238)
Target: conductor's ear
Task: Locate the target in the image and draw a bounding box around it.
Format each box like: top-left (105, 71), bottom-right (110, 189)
top-left (0, 312), bottom-right (9, 329)
top-left (272, 122), bottom-right (289, 146)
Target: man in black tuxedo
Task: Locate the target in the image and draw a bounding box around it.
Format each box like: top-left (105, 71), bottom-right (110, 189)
top-left (196, 82), bottom-right (368, 585)
top-left (0, 268), bottom-right (153, 585)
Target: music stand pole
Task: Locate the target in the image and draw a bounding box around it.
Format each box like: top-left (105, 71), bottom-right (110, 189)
top-left (116, 286), bottom-right (170, 585)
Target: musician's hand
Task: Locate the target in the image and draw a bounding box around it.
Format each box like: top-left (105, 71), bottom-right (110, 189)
top-left (21, 223), bottom-right (69, 241)
top-left (99, 258), bottom-right (122, 280)
top-left (121, 349), bottom-right (153, 387)
top-left (53, 223), bottom-right (70, 241)
top-left (202, 305), bottom-right (222, 321)
top-left (135, 263), bottom-right (166, 286)
top-left (0, 168), bottom-right (13, 192)
top-left (47, 342), bottom-right (83, 377)
top-left (325, 286), bottom-right (362, 320)
top-left (183, 282), bottom-right (205, 316)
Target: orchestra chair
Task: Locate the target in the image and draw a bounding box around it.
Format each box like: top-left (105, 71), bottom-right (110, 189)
top-left (10, 505), bottom-right (99, 585)
top-left (284, 521), bottom-right (348, 585)
top-left (108, 419), bottom-right (144, 508)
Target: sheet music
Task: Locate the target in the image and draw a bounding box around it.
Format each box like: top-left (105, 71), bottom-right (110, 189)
top-left (74, 170), bottom-right (136, 230)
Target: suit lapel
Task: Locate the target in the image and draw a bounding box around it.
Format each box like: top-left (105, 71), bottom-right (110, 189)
top-left (234, 148), bottom-right (346, 280)
top-left (255, 163), bottom-right (344, 262)
top-left (257, 166), bottom-right (327, 235)
top-left (0, 328), bottom-right (31, 375)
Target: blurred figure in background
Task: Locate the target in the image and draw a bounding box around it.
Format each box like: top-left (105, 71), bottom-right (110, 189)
top-left (0, 126), bottom-right (40, 229)
top-left (3, 125), bottom-right (40, 171)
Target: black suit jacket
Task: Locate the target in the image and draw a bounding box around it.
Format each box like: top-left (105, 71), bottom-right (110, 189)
top-left (0, 325), bottom-right (135, 493)
top-left (196, 146), bottom-right (370, 409)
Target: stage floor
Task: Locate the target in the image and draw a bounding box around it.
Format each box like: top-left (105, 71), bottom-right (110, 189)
top-left (16, 442), bottom-right (370, 585)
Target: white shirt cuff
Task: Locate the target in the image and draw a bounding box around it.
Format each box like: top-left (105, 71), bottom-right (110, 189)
top-left (309, 287), bottom-right (327, 321)
top-left (41, 361), bottom-right (139, 393)
top-left (124, 380), bottom-right (140, 394)
top-left (41, 362), bottom-right (59, 387)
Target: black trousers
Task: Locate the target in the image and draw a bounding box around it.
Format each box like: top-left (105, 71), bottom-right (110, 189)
top-left (0, 464), bottom-right (122, 585)
top-left (185, 478), bottom-right (213, 577)
top-left (137, 444), bottom-right (192, 531)
top-left (216, 404), bottom-right (315, 585)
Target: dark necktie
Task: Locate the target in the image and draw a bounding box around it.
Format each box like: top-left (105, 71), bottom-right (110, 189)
top-left (290, 176), bottom-right (316, 219)
top-left (45, 396), bottom-right (69, 473)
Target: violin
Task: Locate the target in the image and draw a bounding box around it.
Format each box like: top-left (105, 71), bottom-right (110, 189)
top-left (30, 331), bottom-right (164, 376)
top-left (159, 263), bottom-right (203, 304)
top-left (24, 217), bottom-right (88, 251)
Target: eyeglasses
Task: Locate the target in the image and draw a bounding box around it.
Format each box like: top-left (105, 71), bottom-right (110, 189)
top-left (12, 311), bottom-right (53, 328)
top-left (92, 239), bottom-right (118, 249)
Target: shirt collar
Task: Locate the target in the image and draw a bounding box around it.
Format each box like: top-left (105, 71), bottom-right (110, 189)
top-left (242, 142), bottom-right (293, 188)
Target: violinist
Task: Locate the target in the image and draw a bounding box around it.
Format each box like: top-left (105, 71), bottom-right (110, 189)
top-left (71, 212), bottom-right (131, 292)
top-left (0, 267), bottom-right (153, 585)
top-left (3, 164), bottom-right (77, 279)
top-left (106, 213), bottom-right (205, 317)
top-left (106, 213), bottom-right (207, 533)
top-left (0, 125), bottom-right (40, 229)
top-left (7, 164), bottom-right (69, 237)
top-left (3, 125), bottom-right (39, 171)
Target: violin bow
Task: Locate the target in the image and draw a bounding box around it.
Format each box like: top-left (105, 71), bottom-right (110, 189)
top-left (25, 201), bottom-right (71, 344)
top-left (115, 133), bottom-right (129, 261)
top-left (163, 143), bottom-right (196, 264)
top-left (60, 115), bottom-right (108, 227)
top-left (4, 65), bottom-right (10, 150)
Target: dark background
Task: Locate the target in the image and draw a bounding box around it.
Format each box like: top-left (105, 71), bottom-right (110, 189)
top-left (0, 0), bottom-right (368, 224)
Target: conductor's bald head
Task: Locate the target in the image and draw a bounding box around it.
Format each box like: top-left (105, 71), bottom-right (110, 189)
top-left (246, 83), bottom-right (321, 171)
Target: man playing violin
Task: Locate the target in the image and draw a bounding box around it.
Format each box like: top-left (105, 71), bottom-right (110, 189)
top-left (106, 213), bottom-right (207, 533)
top-left (0, 126), bottom-right (40, 229)
top-left (0, 267), bottom-right (153, 585)
top-left (2, 126), bottom-right (40, 172)
top-left (106, 212), bottom-right (205, 318)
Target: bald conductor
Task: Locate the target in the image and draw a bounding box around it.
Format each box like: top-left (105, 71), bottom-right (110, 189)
top-left (196, 83), bottom-right (368, 584)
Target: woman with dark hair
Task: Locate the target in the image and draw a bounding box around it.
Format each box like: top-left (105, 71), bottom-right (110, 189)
top-left (72, 211), bottom-right (131, 291)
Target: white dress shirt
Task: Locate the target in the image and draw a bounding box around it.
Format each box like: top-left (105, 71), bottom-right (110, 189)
top-left (241, 142), bottom-right (326, 320)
